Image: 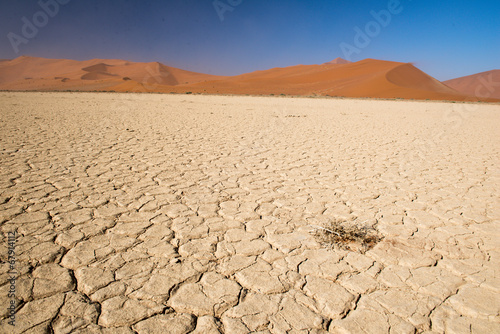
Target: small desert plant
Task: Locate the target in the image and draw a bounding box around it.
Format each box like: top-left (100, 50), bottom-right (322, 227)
top-left (310, 218), bottom-right (383, 253)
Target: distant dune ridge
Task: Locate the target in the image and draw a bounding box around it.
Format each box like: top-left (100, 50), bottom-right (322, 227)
top-left (0, 56), bottom-right (225, 92)
top-left (0, 55), bottom-right (498, 101)
top-left (324, 57), bottom-right (352, 65)
top-left (444, 70), bottom-right (500, 100)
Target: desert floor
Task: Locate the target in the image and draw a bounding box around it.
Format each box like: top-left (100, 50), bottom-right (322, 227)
top-left (0, 92), bottom-right (498, 333)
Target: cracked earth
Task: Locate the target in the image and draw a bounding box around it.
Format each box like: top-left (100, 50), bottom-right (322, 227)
top-left (0, 92), bottom-right (499, 333)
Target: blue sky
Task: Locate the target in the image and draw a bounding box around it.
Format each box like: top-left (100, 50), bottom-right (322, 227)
top-left (0, 0), bottom-right (498, 80)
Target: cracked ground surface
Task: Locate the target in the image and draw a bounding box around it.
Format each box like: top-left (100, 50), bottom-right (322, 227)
top-left (0, 92), bottom-right (499, 333)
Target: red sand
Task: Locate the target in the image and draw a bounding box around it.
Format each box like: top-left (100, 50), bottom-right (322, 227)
top-left (444, 70), bottom-right (500, 100)
top-left (0, 56), bottom-right (225, 92)
top-left (1, 56), bottom-right (498, 102)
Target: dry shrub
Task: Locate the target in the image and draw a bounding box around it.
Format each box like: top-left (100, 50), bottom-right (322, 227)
top-left (311, 219), bottom-right (383, 253)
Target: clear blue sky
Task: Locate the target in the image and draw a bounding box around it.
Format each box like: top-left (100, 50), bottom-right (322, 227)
top-left (1, 0), bottom-right (498, 80)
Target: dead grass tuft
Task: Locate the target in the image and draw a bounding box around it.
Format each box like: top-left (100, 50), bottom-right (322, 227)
top-left (310, 219), bottom-right (383, 253)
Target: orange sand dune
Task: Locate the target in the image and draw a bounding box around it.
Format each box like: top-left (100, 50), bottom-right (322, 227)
top-left (1, 56), bottom-right (498, 102)
top-left (0, 56), bottom-right (225, 91)
top-left (152, 58), bottom-right (496, 101)
top-left (444, 70), bottom-right (500, 100)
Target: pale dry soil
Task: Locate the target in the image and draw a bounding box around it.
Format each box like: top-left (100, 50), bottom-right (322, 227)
top-left (0, 92), bottom-right (499, 334)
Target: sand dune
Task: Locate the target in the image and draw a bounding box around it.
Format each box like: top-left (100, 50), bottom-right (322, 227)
top-left (0, 56), bottom-right (225, 91)
top-left (0, 56), bottom-right (498, 101)
top-left (81, 64), bottom-right (120, 80)
top-left (444, 70), bottom-right (500, 99)
top-left (161, 58), bottom-right (489, 101)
